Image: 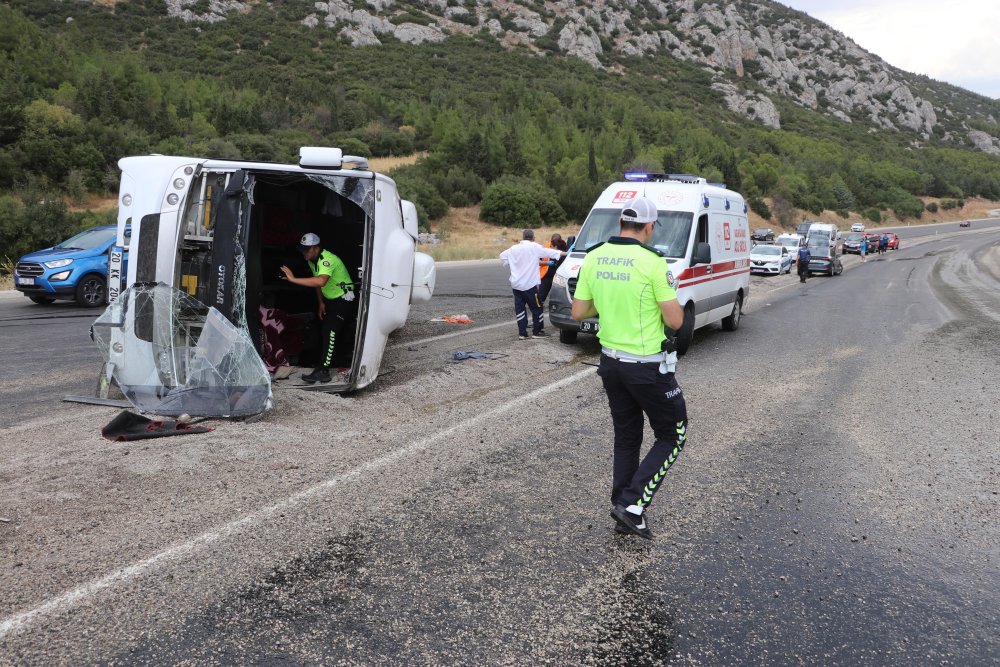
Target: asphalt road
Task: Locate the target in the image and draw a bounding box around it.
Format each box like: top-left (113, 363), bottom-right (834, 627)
top-left (1, 222), bottom-right (998, 665)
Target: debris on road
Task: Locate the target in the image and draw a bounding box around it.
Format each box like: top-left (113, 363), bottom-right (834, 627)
top-left (101, 411), bottom-right (213, 442)
top-left (450, 351), bottom-right (505, 362)
top-left (431, 313), bottom-right (473, 324)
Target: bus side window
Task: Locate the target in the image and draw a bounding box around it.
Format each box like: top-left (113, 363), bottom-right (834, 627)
top-left (697, 214), bottom-right (709, 245)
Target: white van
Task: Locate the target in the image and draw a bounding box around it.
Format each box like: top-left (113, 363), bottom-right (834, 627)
top-left (775, 233), bottom-right (805, 261)
top-left (104, 147), bottom-right (436, 399)
top-left (548, 173), bottom-right (751, 355)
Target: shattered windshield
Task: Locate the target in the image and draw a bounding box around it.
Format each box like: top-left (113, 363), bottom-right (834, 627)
top-left (91, 284), bottom-right (272, 417)
top-left (305, 173), bottom-right (375, 218)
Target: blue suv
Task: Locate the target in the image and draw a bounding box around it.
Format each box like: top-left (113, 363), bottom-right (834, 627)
top-left (13, 225), bottom-right (128, 307)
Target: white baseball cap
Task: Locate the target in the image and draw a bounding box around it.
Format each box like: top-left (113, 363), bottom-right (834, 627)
top-left (620, 197), bottom-right (658, 224)
top-left (298, 232), bottom-right (321, 251)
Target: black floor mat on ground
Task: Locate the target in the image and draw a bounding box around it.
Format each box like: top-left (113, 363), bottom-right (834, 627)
top-left (101, 411), bottom-right (213, 441)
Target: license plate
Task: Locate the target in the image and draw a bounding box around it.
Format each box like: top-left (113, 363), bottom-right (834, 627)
top-left (581, 321), bottom-right (600, 333)
top-left (17, 277), bottom-right (34, 286)
top-left (108, 246), bottom-right (124, 301)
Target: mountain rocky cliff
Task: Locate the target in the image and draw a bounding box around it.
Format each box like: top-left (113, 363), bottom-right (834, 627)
top-left (162, 0), bottom-right (1000, 154)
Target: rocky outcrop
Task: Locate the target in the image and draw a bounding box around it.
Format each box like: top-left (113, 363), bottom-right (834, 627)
top-left (164, 0), bottom-right (249, 24)
top-left (968, 130), bottom-right (1000, 156)
top-left (557, 19), bottom-right (603, 68)
top-left (712, 83), bottom-right (781, 129)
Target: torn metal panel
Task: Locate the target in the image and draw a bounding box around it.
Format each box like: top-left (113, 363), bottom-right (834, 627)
top-left (91, 284), bottom-right (272, 418)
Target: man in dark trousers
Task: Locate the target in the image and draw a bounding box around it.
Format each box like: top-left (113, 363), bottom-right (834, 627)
top-left (499, 229), bottom-right (565, 339)
top-left (797, 244), bottom-right (811, 283)
top-left (571, 196), bottom-right (687, 539)
top-left (280, 233), bottom-right (354, 384)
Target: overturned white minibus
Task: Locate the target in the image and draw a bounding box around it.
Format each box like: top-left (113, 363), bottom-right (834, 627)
top-left (102, 147), bottom-right (435, 406)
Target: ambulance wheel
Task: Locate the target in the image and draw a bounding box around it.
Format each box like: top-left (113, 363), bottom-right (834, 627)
top-left (559, 329), bottom-right (578, 344)
top-left (722, 293), bottom-right (743, 331)
top-left (676, 305), bottom-right (695, 356)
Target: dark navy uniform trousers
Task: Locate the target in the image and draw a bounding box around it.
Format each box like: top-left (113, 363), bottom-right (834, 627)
top-left (597, 355), bottom-right (688, 509)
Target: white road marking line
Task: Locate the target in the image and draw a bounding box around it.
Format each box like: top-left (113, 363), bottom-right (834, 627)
top-left (0, 366), bottom-right (595, 640)
top-left (389, 320), bottom-right (514, 349)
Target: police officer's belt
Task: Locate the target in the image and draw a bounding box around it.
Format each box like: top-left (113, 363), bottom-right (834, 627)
top-left (602, 347), bottom-right (665, 363)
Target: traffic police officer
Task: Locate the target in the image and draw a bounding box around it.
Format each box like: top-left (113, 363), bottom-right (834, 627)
top-left (280, 233), bottom-right (354, 384)
top-left (571, 197), bottom-right (687, 539)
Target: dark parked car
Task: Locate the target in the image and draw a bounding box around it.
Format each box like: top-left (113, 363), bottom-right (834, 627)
top-left (842, 232), bottom-right (865, 254)
top-left (751, 228), bottom-right (775, 244)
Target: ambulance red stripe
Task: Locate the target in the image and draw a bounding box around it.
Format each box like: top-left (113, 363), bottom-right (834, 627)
top-left (675, 259), bottom-right (750, 287)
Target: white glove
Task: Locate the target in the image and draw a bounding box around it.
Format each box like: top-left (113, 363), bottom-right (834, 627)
top-left (342, 290), bottom-right (355, 302)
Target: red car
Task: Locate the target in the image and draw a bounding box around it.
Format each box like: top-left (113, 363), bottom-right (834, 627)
top-left (884, 232), bottom-right (900, 250)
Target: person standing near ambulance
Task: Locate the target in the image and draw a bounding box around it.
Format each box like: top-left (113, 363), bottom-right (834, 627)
top-left (538, 233), bottom-right (568, 303)
top-left (500, 229), bottom-right (565, 339)
top-left (280, 233), bottom-right (355, 384)
top-left (571, 197), bottom-right (688, 539)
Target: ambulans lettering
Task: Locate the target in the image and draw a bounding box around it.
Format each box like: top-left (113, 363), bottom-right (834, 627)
top-left (732, 225), bottom-right (748, 253)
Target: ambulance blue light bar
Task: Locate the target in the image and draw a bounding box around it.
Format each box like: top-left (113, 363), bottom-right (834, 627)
top-left (623, 172), bottom-right (704, 184)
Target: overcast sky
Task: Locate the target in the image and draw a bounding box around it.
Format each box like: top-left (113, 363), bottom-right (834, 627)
top-left (780, 0), bottom-right (1000, 100)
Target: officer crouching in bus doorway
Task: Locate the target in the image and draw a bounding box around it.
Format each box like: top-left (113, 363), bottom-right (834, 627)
top-left (571, 197), bottom-right (688, 539)
top-left (280, 233), bottom-right (355, 384)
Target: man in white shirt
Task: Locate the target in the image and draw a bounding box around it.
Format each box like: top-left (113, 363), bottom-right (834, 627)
top-left (499, 229), bottom-right (566, 339)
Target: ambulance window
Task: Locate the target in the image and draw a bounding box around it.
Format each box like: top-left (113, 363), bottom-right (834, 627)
top-left (649, 211), bottom-right (693, 258)
top-left (696, 214), bottom-right (709, 245)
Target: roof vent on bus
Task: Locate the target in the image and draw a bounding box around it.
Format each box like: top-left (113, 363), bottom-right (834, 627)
top-left (299, 147), bottom-right (370, 171)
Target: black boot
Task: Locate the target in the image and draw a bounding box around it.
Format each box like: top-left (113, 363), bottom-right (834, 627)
top-left (301, 367), bottom-right (332, 384)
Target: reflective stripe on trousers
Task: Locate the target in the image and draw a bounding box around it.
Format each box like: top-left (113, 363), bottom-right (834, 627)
top-left (596, 354), bottom-right (688, 509)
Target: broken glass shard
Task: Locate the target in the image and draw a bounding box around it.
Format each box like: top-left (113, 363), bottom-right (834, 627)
top-left (92, 283), bottom-right (272, 417)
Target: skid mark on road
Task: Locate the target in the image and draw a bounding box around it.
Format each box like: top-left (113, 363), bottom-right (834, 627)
top-left (0, 366), bottom-right (595, 641)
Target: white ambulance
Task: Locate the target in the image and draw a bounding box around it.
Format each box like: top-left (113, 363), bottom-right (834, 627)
top-left (548, 173), bottom-right (750, 355)
top-left (102, 147), bottom-right (435, 403)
